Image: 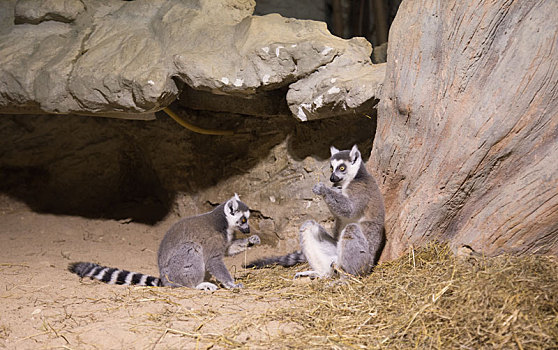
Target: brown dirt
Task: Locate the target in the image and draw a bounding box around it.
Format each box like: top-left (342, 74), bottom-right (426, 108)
top-left (1, 195), bottom-right (557, 350)
top-left (0, 195), bottom-right (298, 349)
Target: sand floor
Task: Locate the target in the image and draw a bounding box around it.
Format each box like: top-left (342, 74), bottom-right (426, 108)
top-left (0, 197), bottom-right (300, 349)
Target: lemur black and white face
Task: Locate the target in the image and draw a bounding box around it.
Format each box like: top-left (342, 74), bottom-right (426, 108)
top-left (329, 145), bottom-right (362, 188)
top-left (225, 194), bottom-right (251, 234)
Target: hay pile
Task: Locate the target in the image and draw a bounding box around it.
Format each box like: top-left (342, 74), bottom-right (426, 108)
top-left (66, 243), bottom-right (556, 349)
top-left (232, 243), bottom-right (557, 349)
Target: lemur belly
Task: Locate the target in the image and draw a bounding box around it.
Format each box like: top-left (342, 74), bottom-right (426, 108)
top-left (305, 239), bottom-right (336, 275)
top-left (337, 216), bottom-right (363, 233)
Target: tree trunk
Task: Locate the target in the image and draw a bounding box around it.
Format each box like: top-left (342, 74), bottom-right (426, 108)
top-left (369, 0), bottom-right (558, 260)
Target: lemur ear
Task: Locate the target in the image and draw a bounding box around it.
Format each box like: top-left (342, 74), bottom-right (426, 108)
top-left (330, 146), bottom-right (340, 156)
top-left (226, 196), bottom-right (239, 215)
top-left (349, 144), bottom-right (361, 164)
top-left (234, 193), bottom-right (240, 201)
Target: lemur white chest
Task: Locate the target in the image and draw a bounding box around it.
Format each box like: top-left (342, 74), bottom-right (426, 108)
top-left (226, 228), bottom-right (234, 243)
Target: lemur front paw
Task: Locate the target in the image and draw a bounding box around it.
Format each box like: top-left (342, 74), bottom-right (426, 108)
top-left (312, 182), bottom-right (327, 196)
top-left (248, 235), bottom-right (261, 246)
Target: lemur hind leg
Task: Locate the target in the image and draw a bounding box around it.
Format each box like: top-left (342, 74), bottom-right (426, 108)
top-left (295, 220), bottom-right (337, 279)
top-left (159, 242), bottom-right (208, 288)
top-left (337, 223), bottom-right (371, 276)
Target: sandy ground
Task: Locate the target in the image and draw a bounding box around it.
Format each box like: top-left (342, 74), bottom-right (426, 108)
top-left (0, 196), bottom-right (299, 349)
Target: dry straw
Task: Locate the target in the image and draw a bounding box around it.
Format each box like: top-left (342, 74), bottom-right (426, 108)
top-left (228, 242), bottom-right (558, 349)
top-left (20, 243), bottom-right (553, 349)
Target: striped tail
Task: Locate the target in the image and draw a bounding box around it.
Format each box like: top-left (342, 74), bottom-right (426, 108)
top-left (244, 251), bottom-right (306, 268)
top-left (68, 262), bottom-right (161, 287)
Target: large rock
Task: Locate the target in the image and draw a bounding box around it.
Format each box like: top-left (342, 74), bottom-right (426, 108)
top-left (287, 52), bottom-right (385, 121)
top-left (369, 0), bottom-right (558, 259)
top-left (0, 0), bottom-right (384, 120)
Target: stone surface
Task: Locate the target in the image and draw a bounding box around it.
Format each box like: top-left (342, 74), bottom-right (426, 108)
top-left (15, 0), bottom-right (85, 24)
top-left (287, 59), bottom-right (385, 121)
top-left (0, 0), bottom-right (383, 120)
top-left (369, 0), bottom-right (558, 259)
top-left (0, 110), bottom-right (377, 251)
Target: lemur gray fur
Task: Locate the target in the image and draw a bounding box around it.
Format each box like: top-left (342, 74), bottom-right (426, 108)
top-left (69, 194), bottom-right (260, 291)
top-left (246, 145), bottom-right (385, 278)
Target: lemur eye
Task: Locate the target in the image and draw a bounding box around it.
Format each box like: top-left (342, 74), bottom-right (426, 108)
top-left (330, 165), bottom-right (333, 172)
top-left (241, 217), bottom-right (246, 224)
top-left (339, 165), bottom-right (346, 171)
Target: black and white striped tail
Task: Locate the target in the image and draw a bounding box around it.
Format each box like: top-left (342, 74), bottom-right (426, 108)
top-left (244, 251), bottom-right (306, 268)
top-left (68, 262), bottom-right (161, 287)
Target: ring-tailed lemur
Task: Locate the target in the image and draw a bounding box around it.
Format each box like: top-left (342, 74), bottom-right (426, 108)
top-left (246, 145), bottom-right (385, 278)
top-left (69, 194), bottom-right (260, 290)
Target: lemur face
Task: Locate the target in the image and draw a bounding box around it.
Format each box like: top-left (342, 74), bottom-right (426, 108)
top-left (234, 210), bottom-right (251, 234)
top-left (225, 195), bottom-right (250, 234)
top-left (330, 158), bottom-right (350, 186)
top-left (329, 145), bottom-right (362, 188)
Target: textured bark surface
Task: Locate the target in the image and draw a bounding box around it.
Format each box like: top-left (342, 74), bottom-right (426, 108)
top-left (369, 0), bottom-right (558, 259)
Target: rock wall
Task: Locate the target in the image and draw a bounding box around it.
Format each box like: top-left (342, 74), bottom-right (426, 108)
top-left (369, 0), bottom-right (558, 259)
top-left (0, 0), bottom-right (384, 121)
top-left (0, 0), bottom-right (383, 253)
top-left (0, 110), bottom-right (376, 252)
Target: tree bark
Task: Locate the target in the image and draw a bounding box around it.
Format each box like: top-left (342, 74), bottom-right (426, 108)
top-left (369, 0), bottom-right (558, 260)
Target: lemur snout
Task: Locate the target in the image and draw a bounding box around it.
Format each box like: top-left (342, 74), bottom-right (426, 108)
top-left (330, 173), bottom-right (341, 183)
